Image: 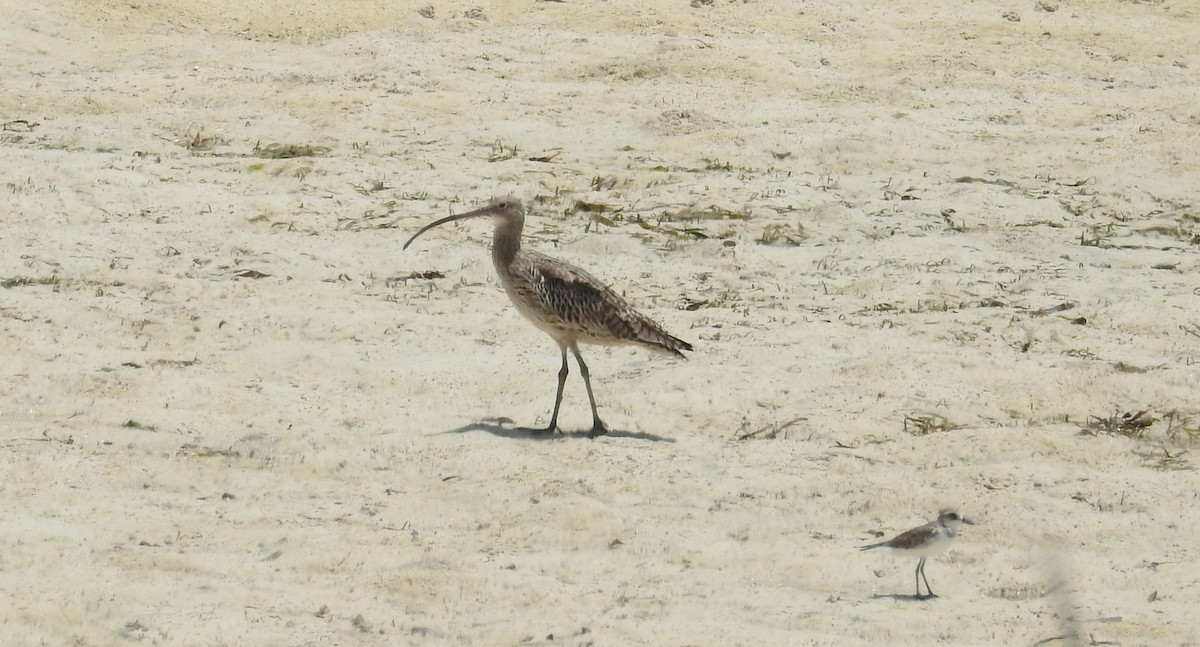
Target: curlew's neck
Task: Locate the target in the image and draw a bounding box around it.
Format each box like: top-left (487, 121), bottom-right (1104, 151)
top-left (490, 211), bottom-right (525, 268)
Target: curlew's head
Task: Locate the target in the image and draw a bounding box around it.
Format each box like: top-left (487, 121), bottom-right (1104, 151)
top-left (402, 196), bottom-right (525, 250)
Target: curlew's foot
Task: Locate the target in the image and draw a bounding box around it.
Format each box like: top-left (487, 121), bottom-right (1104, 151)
top-left (534, 420), bottom-right (561, 435)
top-left (587, 420), bottom-right (609, 439)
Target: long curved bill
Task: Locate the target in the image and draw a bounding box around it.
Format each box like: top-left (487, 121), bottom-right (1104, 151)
top-left (402, 205), bottom-right (497, 250)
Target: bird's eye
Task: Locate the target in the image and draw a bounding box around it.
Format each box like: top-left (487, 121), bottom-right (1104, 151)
top-left (497, 201), bottom-right (508, 209)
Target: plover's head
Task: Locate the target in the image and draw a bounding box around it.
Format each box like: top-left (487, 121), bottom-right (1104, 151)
top-left (936, 508), bottom-right (972, 533)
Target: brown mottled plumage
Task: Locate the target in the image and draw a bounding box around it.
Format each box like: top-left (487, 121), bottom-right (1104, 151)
top-left (403, 196), bottom-right (691, 437)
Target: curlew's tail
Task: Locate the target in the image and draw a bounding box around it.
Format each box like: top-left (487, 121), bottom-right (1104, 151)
top-left (619, 308), bottom-right (692, 357)
top-left (859, 541), bottom-right (887, 552)
top-left (654, 332), bottom-right (693, 358)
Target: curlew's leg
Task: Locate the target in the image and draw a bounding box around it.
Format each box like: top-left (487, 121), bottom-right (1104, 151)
top-left (916, 557), bottom-right (936, 599)
top-left (570, 346), bottom-right (608, 438)
top-left (542, 345), bottom-right (570, 434)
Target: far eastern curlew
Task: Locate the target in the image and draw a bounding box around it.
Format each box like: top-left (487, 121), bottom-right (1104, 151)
top-left (402, 196), bottom-right (692, 438)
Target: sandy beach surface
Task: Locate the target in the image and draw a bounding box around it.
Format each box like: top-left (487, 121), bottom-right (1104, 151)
top-left (3, 0), bottom-right (1199, 644)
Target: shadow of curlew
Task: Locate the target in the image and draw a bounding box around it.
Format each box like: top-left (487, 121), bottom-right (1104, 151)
top-left (867, 593), bottom-right (939, 602)
top-left (441, 422), bottom-right (675, 443)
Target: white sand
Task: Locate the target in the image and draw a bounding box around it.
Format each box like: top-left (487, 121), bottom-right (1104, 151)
top-left (3, 0), bottom-right (1199, 644)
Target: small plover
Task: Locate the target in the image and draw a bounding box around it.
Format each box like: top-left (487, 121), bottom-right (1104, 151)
top-left (860, 508), bottom-right (972, 599)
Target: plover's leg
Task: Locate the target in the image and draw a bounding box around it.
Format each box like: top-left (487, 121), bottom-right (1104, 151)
top-left (917, 557), bottom-right (936, 598)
